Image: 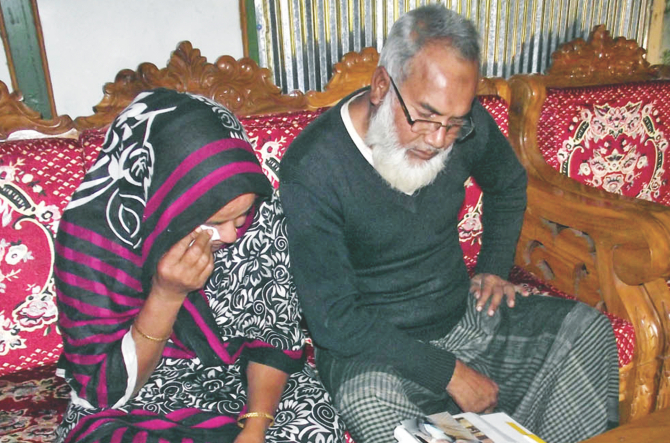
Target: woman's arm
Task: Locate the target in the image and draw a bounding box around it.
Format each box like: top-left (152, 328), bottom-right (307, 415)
top-left (131, 229), bottom-right (215, 394)
top-left (235, 362), bottom-right (289, 443)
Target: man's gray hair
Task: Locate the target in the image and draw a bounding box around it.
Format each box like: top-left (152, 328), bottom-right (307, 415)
top-left (379, 4), bottom-right (480, 85)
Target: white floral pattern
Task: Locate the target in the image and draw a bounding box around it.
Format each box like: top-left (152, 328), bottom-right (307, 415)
top-left (0, 160), bottom-right (60, 357)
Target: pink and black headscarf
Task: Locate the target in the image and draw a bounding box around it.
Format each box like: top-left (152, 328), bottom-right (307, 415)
top-left (55, 89), bottom-right (273, 407)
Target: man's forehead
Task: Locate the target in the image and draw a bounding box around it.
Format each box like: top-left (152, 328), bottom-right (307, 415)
top-left (402, 50), bottom-right (479, 117)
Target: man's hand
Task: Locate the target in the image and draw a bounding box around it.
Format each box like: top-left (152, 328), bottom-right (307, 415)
top-left (152, 228), bottom-right (215, 304)
top-left (447, 360), bottom-right (498, 413)
top-left (470, 273), bottom-right (529, 316)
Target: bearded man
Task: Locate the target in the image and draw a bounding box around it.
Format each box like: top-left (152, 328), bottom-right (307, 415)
top-left (278, 5), bottom-right (619, 443)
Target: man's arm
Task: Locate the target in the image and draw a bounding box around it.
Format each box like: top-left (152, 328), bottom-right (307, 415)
top-left (470, 106), bottom-right (529, 314)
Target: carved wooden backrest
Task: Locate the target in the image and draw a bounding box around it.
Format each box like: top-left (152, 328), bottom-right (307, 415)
top-left (509, 25), bottom-right (669, 178)
top-left (508, 26), bottom-right (670, 373)
top-left (542, 25), bottom-right (661, 83)
top-left (74, 42), bottom-right (310, 130)
top-left (74, 42), bottom-right (509, 131)
top-left (0, 82), bottom-right (75, 139)
top-left (544, 25), bottom-right (658, 87)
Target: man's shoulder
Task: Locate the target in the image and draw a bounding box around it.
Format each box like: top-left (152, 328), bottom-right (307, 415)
top-left (280, 104), bottom-right (350, 179)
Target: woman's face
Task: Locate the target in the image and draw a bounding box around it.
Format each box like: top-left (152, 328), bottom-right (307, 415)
top-left (203, 193), bottom-right (256, 249)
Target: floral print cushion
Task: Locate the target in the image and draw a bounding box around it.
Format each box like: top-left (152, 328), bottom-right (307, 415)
top-left (0, 138), bottom-right (87, 377)
top-left (240, 108), bottom-right (328, 189)
top-left (538, 81), bottom-right (670, 203)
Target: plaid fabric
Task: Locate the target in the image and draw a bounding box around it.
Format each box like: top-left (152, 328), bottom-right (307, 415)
top-left (318, 294), bottom-right (619, 443)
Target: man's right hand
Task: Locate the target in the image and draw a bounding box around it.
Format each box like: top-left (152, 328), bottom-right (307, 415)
top-left (446, 359), bottom-right (499, 413)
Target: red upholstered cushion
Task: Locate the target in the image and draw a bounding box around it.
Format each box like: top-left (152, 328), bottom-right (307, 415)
top-left (0, 138), bottom-right (87, 376)
top-left (538, 81), bottom-right (670, 203)
top-left (78, 128), bottom-right (107, 172)
top-left (240, 109), bottom-right (328, 188)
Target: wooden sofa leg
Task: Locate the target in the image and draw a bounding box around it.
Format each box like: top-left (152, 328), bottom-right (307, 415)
top-left (615, 281), bottom-right (663, 422)
top-left (646, 279), bottom-right (670, 411)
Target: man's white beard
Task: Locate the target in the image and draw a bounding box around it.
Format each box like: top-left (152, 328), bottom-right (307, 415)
top-left (365, 93), bottom-right (451, 195)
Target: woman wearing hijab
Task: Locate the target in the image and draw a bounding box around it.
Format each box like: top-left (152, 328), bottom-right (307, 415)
top-left (54, 88), bottom-right (345, 443)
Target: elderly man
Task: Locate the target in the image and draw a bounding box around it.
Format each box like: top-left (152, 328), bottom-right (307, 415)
top-left (279, 5), bottom-right (619, 443)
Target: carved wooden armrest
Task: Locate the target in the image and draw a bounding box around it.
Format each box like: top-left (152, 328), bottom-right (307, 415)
top-left (516, 174), bottom-right (670, 419)
top-left (518, 175), bottom-right (670, 300)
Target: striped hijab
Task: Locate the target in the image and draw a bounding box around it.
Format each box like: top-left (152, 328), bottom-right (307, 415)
top-left (55, 89), bottom-right (272, 407)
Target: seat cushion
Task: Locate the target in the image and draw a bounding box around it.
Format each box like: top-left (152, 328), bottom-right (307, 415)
top-left (0, 138), bottom-right (87, 377)
top-left (538, 81), bottom-right (670, 203)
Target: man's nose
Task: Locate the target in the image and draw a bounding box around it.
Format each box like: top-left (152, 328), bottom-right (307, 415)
top-left (423, 126), bottom-right (455, 150)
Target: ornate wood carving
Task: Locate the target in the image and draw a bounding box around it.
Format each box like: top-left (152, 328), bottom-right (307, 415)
top-left (306, 47), bottom-right (380, 109)
top-left (517, 217), bottom-right (602, 307)
top-left (0, 81), bottom-right (74, 139)
top-left (648, 280), bottom-right (670, 411)
top-left (74, 41), bottom-right (309, 130)
top-left (546, 25), bottom-right (656, 85)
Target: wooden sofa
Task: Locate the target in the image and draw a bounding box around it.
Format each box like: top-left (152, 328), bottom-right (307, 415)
top-left (508, 25), bottom-right (670, 421)
top-left (0, 33), bottom-right (653, 440)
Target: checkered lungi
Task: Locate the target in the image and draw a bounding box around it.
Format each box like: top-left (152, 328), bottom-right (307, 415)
top-left (316, 293), bottom-right (619, 443)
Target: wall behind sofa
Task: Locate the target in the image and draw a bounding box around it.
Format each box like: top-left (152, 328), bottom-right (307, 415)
top-left (0, 0), bottom-right (244, 120)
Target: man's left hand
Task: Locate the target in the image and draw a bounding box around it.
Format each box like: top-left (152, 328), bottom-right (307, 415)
top-left (470, 273), bottom-right (529, 316)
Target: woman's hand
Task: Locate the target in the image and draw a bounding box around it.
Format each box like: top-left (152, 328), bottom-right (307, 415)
top-left (131, 228), bottom-right (216, 394)
top-left (152, 228), bottom-right (216, 303)
top-left (234, 425), bottom-right (267, 443)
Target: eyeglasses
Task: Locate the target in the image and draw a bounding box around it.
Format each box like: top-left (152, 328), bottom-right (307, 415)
top-left (388, 76), bottom-right (474, 141)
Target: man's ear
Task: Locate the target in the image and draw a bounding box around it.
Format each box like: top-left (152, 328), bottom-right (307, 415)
top-left (370, 66), bottom-right (390, 106)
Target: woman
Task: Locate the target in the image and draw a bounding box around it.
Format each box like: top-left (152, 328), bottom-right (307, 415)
top-left (54, 88), bottom-right (345, 443)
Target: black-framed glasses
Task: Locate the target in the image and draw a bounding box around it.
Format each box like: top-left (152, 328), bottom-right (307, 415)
top-left (388, 76), bottom-right (474, 141)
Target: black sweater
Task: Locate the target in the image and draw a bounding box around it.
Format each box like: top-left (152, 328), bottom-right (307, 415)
top-left (279, 93), bottom-right (527, 394)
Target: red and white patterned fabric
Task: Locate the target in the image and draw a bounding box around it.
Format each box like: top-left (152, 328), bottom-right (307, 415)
top-left (538, 80), bottom-right (670, 339)
top-left (240, 109), bottom-right (328, 189)
top-left (538, 81), bottom-right (670, 204)
top-left (0, 138), bottom-right (88, 377)
top-left (78, 129), bottom-right (106, 171)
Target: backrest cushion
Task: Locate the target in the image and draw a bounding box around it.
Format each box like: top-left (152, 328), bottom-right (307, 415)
top-left (240, 109), bottom-right (328, 188)
top-left (459, 95), bottom-right (510, 271)
top-left (78, 128), bottom-right (107, 172)
top-left (0, 138), bottom-right (86, 375)
top-left (539, 81), bottom-right (670, 204)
